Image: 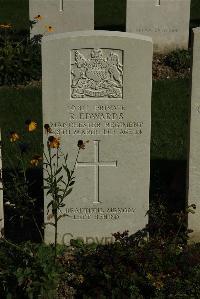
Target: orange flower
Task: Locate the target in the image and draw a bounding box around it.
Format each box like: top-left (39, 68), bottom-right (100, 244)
top-left (25, 120), bottom-right (37, 132)
top-left (0, 24), bottom-right (12, 29)
top-left (30, 155), bottom-right (42, 167)
top-left (9, 132), bottom-right (20, 142)
top-left (48, 136), bottom-right (60, 149)
top-left (34, 14), bottom-right (43, 21)
top-left (45, 25), bottom-right (54, 32)
top-left (44, 124), bottom-right (52, 134)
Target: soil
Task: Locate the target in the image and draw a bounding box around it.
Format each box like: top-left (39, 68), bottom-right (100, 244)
top-left (153, 54), bottom-right (190, 80)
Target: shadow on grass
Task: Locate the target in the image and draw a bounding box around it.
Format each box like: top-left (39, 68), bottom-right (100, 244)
top-left (150, 160), bottom-right (187, 212)
top-left (4, 167), bottom-right (44, 243)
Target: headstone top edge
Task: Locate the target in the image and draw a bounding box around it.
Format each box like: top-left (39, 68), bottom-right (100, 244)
top-left (127, 0), bottom-right (190, 2)
top-left (42, 30), bottom-right (153, 44)
top-left (193, 27), bottom-right (200, 34)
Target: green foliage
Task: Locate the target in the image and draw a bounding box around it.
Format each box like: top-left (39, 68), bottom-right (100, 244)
top-left (0, 240), bottom-right (63, 298)
top-left (58, 231), bottom-right (200, 299)
top-left (0, 86), bottom-right (42, 169)
top-left (44, 139), bottom-right (82, 259)
top-left (2, 122), bottom-right (43, 242)
top-left (0, 204), bottom-right (199, 298)
top-left (0, 28), bottom-right (41, 86)
top-left (0, 0), bottom-right (29, 32)
top-left (151, 79), bottom-right (190, 160)
top-left (164, 50), bottom-right (191, 72)
top-left (191, 0), bottom-right (200, 21)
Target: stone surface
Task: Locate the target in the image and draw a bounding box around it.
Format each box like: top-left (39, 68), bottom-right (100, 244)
top-left (126, 0), bottom-right (191, 53)
top-left (42, 31), bottom-right (152, 245)
top-left (188, 28), bottom-right (200, 242)
top-left (29, 0), bottom-right (94, 37)
top-left (0, 129), bottom-right (4, 235)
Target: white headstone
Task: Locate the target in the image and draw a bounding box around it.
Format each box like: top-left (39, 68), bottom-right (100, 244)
top-left (126, 0), bottom-right (191, 53)
top-left (0, 129), bottom-right (4, 235)
top-left (42, 31), bottom-right (153, 245)
top-left (29, 0), bottom-right (94, 37)
top-left (188, 28), bottom-right (200, 242)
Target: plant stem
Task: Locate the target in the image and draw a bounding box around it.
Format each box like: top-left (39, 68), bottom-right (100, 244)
top-left (54, 209), bottom-right (58, 262)
top-left (62, 148), bottom-right (80, 200)
top-left (32, 215), bottom-right (44, 242)
top-left (71, 148), bottom-right (80, 177)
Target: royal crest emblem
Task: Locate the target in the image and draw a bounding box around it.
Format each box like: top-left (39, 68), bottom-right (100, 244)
top-left (71, 48), bottom-right (123, 99)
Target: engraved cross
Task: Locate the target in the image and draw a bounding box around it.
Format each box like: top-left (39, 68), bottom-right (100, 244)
top-left (59, 0), bottom-right (64, 11)
top-left (76, 140), bottom-right (117, 204)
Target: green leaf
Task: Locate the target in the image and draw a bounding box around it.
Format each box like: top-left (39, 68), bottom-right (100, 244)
top-left (61, 180), bottom-right (67, 186)
top-left (47, 189), bottom-right (53, 195)
top-left (43, 185), bottom-right (49, 189)
top-left (57, 213), bottom-right (69, 221)
top-left (57, 175), bottom-right (63, 183)
top-left (65, 188), bottom-right (73, 197)
top-left (47, 200), bottom-right (53, 210)
top-left (63, 165), bottom-right (71, 181)
top-left (44, 177), bottom-right (52, 183)
top-left (55, 167), bottom-right (62, 176)
top-left (69, 181), bottom-right (75, 186)
top-left (64, 154), bottom-right (68, 163)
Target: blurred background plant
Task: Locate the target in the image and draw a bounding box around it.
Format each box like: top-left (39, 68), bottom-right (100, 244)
top-left (0, 23), bottom-right (41, 86)
top-left (164, 49), bottom-right (191, 72)
top-left (2, 120), bottom-right (43, 243)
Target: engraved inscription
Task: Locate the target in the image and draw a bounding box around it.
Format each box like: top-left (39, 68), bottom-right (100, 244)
top-left (65, 207), bottom-right (135, 221)
top-left (51, 104), bottom-right (144, 136)
top-left (62, 232), bottom-right (115, 245)
top-left (136, 26), bottom-right (178, 33)
top-left (71, 49), bottom-right (123, 99)
top-left (76, 140), bottom-right (117, 204)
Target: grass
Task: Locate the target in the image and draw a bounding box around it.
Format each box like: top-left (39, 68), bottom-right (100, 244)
top-left (0, 79), bottom-right (190, 161)
top-left (0, 0), bottom-right (199, 32)
top-left (191, 0), bottom-right (200, 20)
top-left (151, 79), bottom-right (190, 160)
top-left (95, 0), bottom-right (126, 29)
top-left (0, 0), bottom-right (29, 31)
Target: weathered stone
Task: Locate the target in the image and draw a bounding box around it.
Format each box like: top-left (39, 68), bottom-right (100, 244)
top-left (188, 28), bottom-right (200, 242)
top-left (29, 0), bottom-right (94, 37)
top-left (42, 31), bottom-right (152, 244)
top-left (126, 0), bottom-right (191, 53)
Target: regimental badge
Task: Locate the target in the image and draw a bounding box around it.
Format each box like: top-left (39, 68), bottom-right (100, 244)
top-left (71, 48), bottom-right (123, 99)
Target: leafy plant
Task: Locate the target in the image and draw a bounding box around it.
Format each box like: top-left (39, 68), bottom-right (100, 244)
top-left (0, 240), bottom-right (64, 298)
top-left (164, 49), bottom-right (191, 72)
top-left (0, 25), bottom-right (41, 86)
top-left (43, 130), bottom-right (87, 260)
top-left (3, 121), bottom-right (43, 241)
